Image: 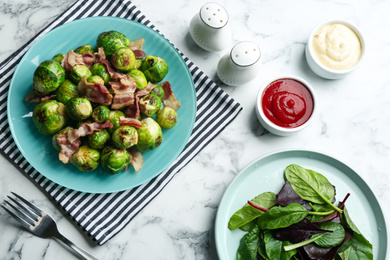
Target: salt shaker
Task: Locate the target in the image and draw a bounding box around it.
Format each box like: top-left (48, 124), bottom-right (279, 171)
top-left (189, 3), bottom-right (232, 52)
top-left (217, 41), bottom-right (261, 86)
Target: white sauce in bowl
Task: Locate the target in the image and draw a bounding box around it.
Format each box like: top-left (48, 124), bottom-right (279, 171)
top-left (312, 23), bottom-right (362, 70)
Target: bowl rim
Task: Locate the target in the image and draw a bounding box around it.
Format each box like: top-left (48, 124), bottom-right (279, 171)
top-left (256, 74), bottom-right (317, 134)
top-left (307, 19), bottom-right (365, 75)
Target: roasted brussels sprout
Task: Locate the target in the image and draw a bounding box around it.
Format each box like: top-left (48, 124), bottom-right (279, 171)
top-left (139, 94), bottom-right (162, 117)
top-left (66, 97), bottom-right (93, 121)
top-left (56, 79), bottom-right (79, 104)
top-left (74, 44), bottom-right (94, 54)
top-left (88, 129), bottom-right (110, 149)
top-left (87, 75), bottom-right (105, 85)
top-left (107, 110), bottom-right (125, 134)
top-left (32, 60), bottom-right (66, 96)
top-left (69, 64), bottom-right (92, 84)
top-left (32, 100), bottom-right (67, 135)
top-left (136, 117), bottom-right (163, 152)
top-left (92, 105), bottom-right (110, 123)
top-left (141, 55), bottom-right (168, 83)
top-left (52, 126), bottom-right (74, 151)
top-left (128, 70), bottom-right (147, 90)
top-left (96, 30), bottom-right (130, 57)
top-left (150, 84), bottom-right (165, 99)
top-left (111, 47), bottom-right (136, 72)
top-left (156, 106), bottom-right (177, 130)
top-left (112, 125), bottom-right (138, 149)
top-left (52, 53), bottom-right (64, 63)
top-left (100, 146), bottom-right (131, 174)
top-left (134, 59), bottom-right (143, 70)
top-left (91, 63), bottom-right (110, 84)
top-left (69, 145), bottom-right (100, 172)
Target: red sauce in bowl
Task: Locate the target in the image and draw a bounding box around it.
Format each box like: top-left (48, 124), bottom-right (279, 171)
top-left (261, 78), bottom-right (314, 128)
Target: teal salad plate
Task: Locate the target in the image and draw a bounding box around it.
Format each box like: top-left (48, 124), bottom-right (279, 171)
top-left (215, 149), bottom-right (388, 260)
top-left (7, 16), bottom-right (196, 193)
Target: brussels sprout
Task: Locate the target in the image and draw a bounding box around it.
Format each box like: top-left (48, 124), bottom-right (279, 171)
top-left (74, 44), bottom-right (94, 54)
top-left (66, 97), bottom-right (93, 121)
top-left (52, 53), bottom-right (64, 63)
top-left (96, 30), bottom-right (130, 57)
top-left (56, 79), bottom-right (79, 104)
top-left (111, 47), bottom-right (136, 72)
top-left (69, 145), bottom-right (100, 172)
top-left (112, 125), bottom-right (138, 149)
top-left (87, 75), bottom-right (105, 85)
top-left (88, 129), bottom-right (110, 149)
top-left (136, 117), bottom-right (163, 153)
top-left (69, 64), bottom-right (92, 84)
top-left (139, 94), bottom-right (162, 117)
top-left (156, 106), bottom-right (177, 130)
top-left (141, 55), bottom-right (168, 83)
top-left (52, 126), bottom-right (74, 151)
top-left (32, 100), bottom-right (67, 135)
top-left (32, 60), bottom-right (66, 95)
top-left (150, 84), bottom-right (165, 99)
top-left (107, 110), bottom-right (125, 134)
top-left (92, 105), bottom-right (110, 123)
top-left (100, 146), bottom-right (131, 175)
top-left (91, 63), bottom-right (110, 84)
top-left (127, 70), bottom-right (147, 90)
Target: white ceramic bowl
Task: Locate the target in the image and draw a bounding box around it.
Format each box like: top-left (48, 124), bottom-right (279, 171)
top-left (305, 20), bottom-right (365, 80)
top-left (256, 75), bottom-right (317, 136)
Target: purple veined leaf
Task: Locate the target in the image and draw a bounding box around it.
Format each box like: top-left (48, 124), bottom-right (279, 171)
top-left (276, 181), bottom-right (312, 210)
top-left (272, 218), bottom-right (332, 243)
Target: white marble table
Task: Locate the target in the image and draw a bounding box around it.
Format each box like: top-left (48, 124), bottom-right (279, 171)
top-left (1, 0), bottom-right (389, 259)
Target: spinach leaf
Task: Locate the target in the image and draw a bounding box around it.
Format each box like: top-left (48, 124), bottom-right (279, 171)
top-left (338, 233), bottom-right (373, 260)
top-left (285, 164), bottom-right (342, 213)
top-left (228, 192), bottom-right (276, 230)
top-left (257, 203), bottom-right (308, 230)
top-left (312, 221), bottom-right (345, 248)
top-left (237, 225), bottom-right (260, 260)
top-left (263, 230), bottom-right (283, 259)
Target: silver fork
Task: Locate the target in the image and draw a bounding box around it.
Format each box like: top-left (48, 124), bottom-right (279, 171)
top-left (1, 192), bottom-right (99, 260)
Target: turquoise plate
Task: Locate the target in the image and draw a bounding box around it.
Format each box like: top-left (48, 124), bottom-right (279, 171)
top-left (7, 17), bottom-right (196, 193)
top-left (215, 149), bottom-right (388, 259)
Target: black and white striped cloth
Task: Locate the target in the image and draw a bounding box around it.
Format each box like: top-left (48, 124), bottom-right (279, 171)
top-left (0, 0), bottom-right (242, 245)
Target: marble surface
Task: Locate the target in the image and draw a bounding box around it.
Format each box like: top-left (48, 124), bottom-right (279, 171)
top-left (1, 0), bottom-right (389, 259)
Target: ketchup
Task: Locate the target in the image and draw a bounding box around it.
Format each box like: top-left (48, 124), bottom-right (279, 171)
top-left (262, 78), bottom-right (314, 128)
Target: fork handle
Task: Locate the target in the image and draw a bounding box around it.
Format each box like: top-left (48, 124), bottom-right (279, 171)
top-left (53, 233), bottom-right (100, 260)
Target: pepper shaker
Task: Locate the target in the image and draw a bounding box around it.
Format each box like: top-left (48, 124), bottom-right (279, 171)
top-left (217, 41), bottom-right (261, 86)
top-left (189, 3), bottom-right (232, 52)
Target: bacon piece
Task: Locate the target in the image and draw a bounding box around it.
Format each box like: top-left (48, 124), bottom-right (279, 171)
top-left (57, 133), bottom-right (82, 164)
top-left (128, 148), bottom-right (143, 172)
top-left (78, 76), bottom-right (112, 105)
top-left (119, 116), bottom-right (142, 128)
top-left (161, 81), bottom-right (181, 111)
top-left (129, 38), bottom-right (145, 51)
top-left (61, 48), bottom-right (106, 71)
top-left (100, 58), bottom-right (118, 77)
top-left (24, 92), bottom-right (56, 103)
top-left (68, 121), bottom-right (113, 143)
top-left (133, 50), bottom-right (146, 59)
top-left (124, 82), bottom-right (157, 118)
top-left (109, 74), bottom-right (137, 109)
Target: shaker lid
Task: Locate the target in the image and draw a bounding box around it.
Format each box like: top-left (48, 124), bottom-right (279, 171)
top-left (230, 41), bottom-right (261, 67)
top-left (200, 3), bottom-right (229, 29)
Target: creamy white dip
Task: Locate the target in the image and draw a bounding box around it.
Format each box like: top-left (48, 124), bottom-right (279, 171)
top-left (312, 23), bottom-right (362, 70)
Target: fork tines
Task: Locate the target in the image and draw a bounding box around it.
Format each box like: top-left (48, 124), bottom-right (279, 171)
top-left (1, 192), bottom-right (43, 230)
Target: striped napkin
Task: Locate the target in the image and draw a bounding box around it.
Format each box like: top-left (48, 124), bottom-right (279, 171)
top-left (0, 0), bottom-right (242, 245)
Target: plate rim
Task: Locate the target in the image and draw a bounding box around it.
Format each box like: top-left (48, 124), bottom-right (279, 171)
top-left (214, 148), bottom-right (388, 259)
top-left (7, 16), bottom-right (197, 193)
